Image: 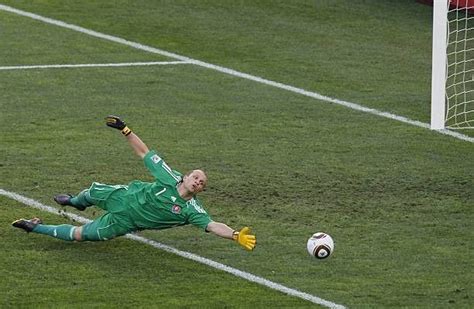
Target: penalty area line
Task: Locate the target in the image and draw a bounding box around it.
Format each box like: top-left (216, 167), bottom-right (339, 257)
top-left (0, 61), bottom-right (190, 71)
top-left (0, 188), bottom-right (346, 309)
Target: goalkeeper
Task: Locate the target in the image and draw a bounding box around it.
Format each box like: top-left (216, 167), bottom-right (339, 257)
top-left (12, 115), bottom-right (256, 251)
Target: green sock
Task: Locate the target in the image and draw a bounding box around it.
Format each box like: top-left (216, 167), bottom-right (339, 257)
top-left (32, 224), bottom-right (76, 241)
top-left (70, 189), bottom-right (94, 208)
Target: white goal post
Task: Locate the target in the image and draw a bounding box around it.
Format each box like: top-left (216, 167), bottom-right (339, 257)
top-left (431, 0), bottom-right (448, 129)
top-left (431, 0), bottom-right (474, 130)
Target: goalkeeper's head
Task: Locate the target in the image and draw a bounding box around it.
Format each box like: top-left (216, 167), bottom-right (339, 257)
top-left (182, 169), bottom-right (208, 194)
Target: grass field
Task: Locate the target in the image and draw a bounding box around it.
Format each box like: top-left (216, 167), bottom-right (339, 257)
top-left (1, 1), bottom-right (473, 308)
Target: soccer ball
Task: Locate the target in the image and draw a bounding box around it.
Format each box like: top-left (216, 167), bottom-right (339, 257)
top-left (306, 232), bottom-right (334, 259)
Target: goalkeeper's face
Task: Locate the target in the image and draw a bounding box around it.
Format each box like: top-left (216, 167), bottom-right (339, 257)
top-left (183, 169), bottom-right (208, 194)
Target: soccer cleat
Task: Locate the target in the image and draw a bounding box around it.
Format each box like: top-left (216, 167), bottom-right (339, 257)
top-left (53, 194), bottom-right (86, 211)
top-left (54, 194), bottom-right (74, 206)
top-left (12, 218), bottom-right (43, 233)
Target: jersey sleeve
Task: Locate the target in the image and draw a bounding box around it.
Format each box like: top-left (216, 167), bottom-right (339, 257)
top-left (188, 211), bottom-right (212, 231)
top-left (143, 150), bottom-right (182, 185)
top-left (187, 198), bottom-right (212, 231)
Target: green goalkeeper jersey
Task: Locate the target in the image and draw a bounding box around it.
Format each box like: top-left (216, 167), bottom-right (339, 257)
top-left (89, 150), bottom-right (212, 231)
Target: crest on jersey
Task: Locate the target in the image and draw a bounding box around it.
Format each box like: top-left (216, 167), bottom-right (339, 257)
top-left (171, 205), bottom-right (181, 214)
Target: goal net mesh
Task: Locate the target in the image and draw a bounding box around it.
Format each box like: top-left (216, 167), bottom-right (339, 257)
top-left (445, 1), bottom-right (474, 129)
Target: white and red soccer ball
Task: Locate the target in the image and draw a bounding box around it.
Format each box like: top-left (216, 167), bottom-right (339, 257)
top-left (307, 232), bottom-right (334, 259)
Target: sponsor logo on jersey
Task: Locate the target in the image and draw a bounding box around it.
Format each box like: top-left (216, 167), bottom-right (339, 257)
top-left (171, 205), bottom-right (181, 214)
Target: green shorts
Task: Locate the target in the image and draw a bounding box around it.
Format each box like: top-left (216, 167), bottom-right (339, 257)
top-left (81, 182), bottom-right (135, 241)
top-left (87, 182), bottom-right (129, 211)
top-left (81, 213), bottom-right (132, 241)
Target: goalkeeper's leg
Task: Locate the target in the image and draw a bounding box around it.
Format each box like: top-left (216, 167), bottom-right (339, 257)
top-left (55, 182), bottom-right (129, 212)
top-left (33, 223), bottom-right (77, 241)
top-left (12, 218), bottom-right (76, 241)
top-left (80, 213), bottom-right (131, 241)
top-left (13, 213), bottom-right (132, 242)
top-left (54, 189), bottom-right (97, 211)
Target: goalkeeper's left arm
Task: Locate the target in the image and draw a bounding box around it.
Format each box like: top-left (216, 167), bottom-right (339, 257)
top-left (105, 115), bottom-right (150, 158)
top-left (206, 222), bottom-right (256, 251)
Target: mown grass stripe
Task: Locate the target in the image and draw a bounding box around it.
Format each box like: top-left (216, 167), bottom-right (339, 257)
top-left (0, 4), bottom-right (471, 143)
top-left (0, 188), bottom-right (347, 309)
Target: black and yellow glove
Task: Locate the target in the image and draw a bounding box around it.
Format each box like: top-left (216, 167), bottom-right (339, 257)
top-left (105, 115), bottom-right (132, 136)
top-left (233, 227), bottom-right (256, 251)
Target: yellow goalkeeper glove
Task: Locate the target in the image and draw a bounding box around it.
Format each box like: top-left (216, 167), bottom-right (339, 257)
top-left (232, 227), bottom-right (256, 251)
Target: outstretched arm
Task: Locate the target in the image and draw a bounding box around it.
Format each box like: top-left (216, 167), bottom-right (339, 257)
top-left (206, 221), bottom-right (256, 251)
top-left (206, 221), bottom-right (234, 239)
top-left (105, 115), bottom-right (149, 158)
top-left (125, 132), bottom-right (149, 159)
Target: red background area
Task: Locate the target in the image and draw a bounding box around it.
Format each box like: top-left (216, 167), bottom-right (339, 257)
top-left (418, 0), bottom-right (474, 13)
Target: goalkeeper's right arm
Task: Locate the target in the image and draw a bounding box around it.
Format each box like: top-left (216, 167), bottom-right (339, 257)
top-left (206, 222), bottom-right (256, 251)
top-left (105, 115), bottom-right (149, 158)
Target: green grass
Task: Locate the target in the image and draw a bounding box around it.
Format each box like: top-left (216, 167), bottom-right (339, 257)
top-left (1, 199), bottom-right (315, 308)
top-left (0, 1), bottom-right (473, 308)
top-left (0, 0), bottom-right (438, 122)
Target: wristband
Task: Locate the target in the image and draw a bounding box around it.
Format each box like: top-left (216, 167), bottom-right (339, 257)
top-left (232, 230), bottom-right (239, 241)
top-left (121, 126), bottom-right (132, 136)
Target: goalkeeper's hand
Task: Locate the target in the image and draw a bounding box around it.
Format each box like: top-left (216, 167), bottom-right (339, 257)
top-left (105, 115), bottom-right (132, 136)
top-left (233, 227), bottom-right (256, 251)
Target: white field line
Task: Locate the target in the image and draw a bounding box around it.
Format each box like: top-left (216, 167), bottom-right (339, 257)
top-left (0, 188), bottom-right (346, 309)
top-left (0, 3), bottom-right (472, 144)
top-left (0, 61), bottom-right (190, 70)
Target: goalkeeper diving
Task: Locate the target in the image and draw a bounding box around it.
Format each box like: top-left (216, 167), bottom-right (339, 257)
top-left (12, 115), bottom-right (256, 251)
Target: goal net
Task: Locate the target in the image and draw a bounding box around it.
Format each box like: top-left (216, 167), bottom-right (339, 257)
top-left (446, 1), bottom-right (474, 128)
top-left (431, 0), bottom-right (474, 129)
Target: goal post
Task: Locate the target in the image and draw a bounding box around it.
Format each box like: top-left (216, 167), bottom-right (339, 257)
top-left (431, 0), bottom-right (448, 129)
top-left (431, 0), bottom-right (474, 130)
